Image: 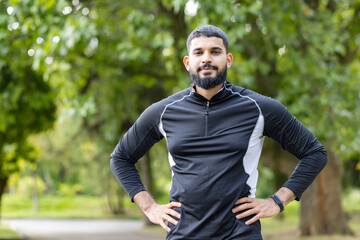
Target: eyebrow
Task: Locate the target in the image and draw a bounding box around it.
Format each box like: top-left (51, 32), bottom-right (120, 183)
top-left (192, 46), bottom-right (223, 52)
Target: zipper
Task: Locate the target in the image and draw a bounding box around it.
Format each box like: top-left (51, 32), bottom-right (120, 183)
top-left (204, 101), bottom-right (210, 136)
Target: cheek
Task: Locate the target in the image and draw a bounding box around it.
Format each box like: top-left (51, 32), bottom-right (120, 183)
top-left (216, 58), bottom-right (228, 67)
top-left (188, 61), bottom-right (199, 71)
top-left (189, 56), bottom-right (201, 65)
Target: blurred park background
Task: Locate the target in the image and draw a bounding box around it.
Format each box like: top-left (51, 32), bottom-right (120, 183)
top-left (0, 0), bottom-right (359, 239)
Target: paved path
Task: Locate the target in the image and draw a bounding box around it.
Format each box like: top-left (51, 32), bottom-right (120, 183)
top-left (4, 219), bottom-right (166, 240)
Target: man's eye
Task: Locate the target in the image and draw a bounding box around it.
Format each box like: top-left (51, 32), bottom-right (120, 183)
top-left (212, 51), bottom-right (220, 54)
top-left (194, 52), bottom-right (202, 55)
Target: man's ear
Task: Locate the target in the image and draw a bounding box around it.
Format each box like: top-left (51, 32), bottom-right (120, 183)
top-left (183, 56), bottom-right (190, 71)
top-left (226, 53), bottom-right (233, 69)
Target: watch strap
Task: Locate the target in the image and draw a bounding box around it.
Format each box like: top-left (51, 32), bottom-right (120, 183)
top-left (271, 194), bottom-right (284, 212)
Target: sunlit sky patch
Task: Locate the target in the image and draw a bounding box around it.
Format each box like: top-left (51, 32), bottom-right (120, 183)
top-left (185, 0), bottom-right (199, 16)
top-left (7, 6), bottom-right (14, 15)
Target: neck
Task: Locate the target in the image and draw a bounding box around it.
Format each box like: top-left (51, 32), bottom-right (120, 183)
top-left (195, 83), bottom-right (224, 100)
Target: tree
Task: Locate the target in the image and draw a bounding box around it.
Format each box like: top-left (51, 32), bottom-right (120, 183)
top-left (0, 0), bottom-right (59, 215)
top-left (0, 0), bottom-right (97, 215)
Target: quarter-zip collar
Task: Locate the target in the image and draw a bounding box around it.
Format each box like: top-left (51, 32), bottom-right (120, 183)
top-left (190, 81), bottom-right (232, 104)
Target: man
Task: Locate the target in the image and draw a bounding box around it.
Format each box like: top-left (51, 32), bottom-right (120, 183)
top-left (110, 25), bottom-right (327, 239)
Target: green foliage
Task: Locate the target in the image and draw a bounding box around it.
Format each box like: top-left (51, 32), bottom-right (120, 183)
top-left (25, 110), bottom-right (102, 196)
top-left (58, 183), bottom-right (84, 196)
top-left (12, 175), bottom-right (45, 198)
top-left (1, 0), bottom-right (359, 223)
top-left (0, 0), bottom-right (60, 179)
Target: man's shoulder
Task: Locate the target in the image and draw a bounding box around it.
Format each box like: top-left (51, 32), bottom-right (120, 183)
top-left (136, 87), bottom-right (192, 127)
top-left (227, 82), bottom-right (288, 116)
top-left (165, 87), bottom-right (193, 103)
top-left (142, 87), bottom-right (192, 114)
top-left (152, 87), bottom-right (191, 107)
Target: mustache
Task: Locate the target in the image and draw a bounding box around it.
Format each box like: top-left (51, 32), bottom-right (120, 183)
top-left (197, 64), bottom-right (219, 72)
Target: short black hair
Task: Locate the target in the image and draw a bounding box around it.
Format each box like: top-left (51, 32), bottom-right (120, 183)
top-left (186, 25), bottom-right (229, 53)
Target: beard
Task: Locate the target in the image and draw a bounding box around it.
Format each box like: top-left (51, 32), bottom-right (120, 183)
top-left (190, 63), bottom-right (227, 90)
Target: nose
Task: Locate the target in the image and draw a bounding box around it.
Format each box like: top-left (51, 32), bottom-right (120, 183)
top-left (201, 51), bottom-right (212, 64)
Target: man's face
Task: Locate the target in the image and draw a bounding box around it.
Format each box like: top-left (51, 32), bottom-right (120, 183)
top-left (183, 36), bottom-right (233, 89)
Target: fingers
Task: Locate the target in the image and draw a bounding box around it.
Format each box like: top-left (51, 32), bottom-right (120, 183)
top-left (159, 220), bottom-right (171, 232)
top-left (156, 202), bottom-right (182, 232)
top-left (166, 208), bottom-right (181, 219)
top-left (232, 198), bottom-right (280, 225)
top-left (245, 214), bottom-right (261, 225)
top-left (169, 201), bottom-right (182, 208)
top-left (232, 202), bottom-right (254, 214)
top-left (165, 216), bottom-right (179, 226)
top-left (234, 197), bottom-right (252, 205)
top-left (160, 214), bottom-right (178, 232)
top-left (234, 208), bottom-right (261, 225)
top-left (232, 197), bottom-right (255, 214)
top-left (233, 206), bottom-right (257, 218)
top-left (232, 198), bottom-right (258, 225)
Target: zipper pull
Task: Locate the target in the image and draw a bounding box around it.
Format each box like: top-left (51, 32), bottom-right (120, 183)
top-left (205, 101), bottom-right (210, 115)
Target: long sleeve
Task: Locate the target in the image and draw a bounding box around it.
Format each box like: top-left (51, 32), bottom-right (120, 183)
top-left (249, 91), bottom-right (328, 200)
top-left (110, 103), bottom-right (164, 201)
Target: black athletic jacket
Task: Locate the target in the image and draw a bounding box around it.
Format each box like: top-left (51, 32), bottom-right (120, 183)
top-left (110, 81), bottom-right (327, 240)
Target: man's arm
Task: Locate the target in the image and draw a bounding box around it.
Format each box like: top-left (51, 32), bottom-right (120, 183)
top-left (110, 101), bottom-right (183, 232)
top-left (111, 139), bottom-right (182, 232)
top-left (232, 91), bottom-right (327, 224)
top-left (133, 191), bottom-right (181, 232)
top-left (110, 103), bottom-right (165, 201)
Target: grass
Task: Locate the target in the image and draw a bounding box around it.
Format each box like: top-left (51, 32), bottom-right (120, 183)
top-left (0, 223), bottom-right (23, 239)
top-left (2, 194), bottom-right (142, 219)
top-left (2, 194), bottom-right (109, 219)
top-left (262, 218), bottom-right (360, 240)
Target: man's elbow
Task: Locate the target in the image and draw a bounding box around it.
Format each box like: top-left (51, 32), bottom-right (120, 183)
top-left (319, 147), bottom-right (328, 170)
top-left (110, 150), bottom-right (123, 174)
top-left (110, 154), bottom-right (117, 174)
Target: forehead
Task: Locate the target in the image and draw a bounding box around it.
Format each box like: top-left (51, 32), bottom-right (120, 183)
top-left (189, 36), bottom-right (225, 51)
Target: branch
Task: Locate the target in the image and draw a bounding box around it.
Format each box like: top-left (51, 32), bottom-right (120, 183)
top-left (303, 0), bottom-right (319, 10)
top-left (326, 0), bottom-right (337, 12)
top-left (156, 0), bottom-right (188, 74)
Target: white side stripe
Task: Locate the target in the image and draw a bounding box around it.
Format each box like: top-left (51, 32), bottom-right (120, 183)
top-left (225, 86), bottom-right (265, 198)
top-left (243, 114), bottom-right (265, 198)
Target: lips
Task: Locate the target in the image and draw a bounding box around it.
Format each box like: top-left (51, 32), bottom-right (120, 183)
top-left (201, 68), bottom-right (214, 71)
top-left (197, 64), bottom-right (218, 72)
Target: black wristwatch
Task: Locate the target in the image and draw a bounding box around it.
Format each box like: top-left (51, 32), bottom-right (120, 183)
top-left (271, 194), bottom-right (284, 212)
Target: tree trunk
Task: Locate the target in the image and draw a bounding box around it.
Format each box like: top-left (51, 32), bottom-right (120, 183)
top-left (140, 152), bottom-right (156, 226)
top-left (0, 176), bottom-right (9, 221)
top-left (32, 171), bottom-right (39, 212)
top-left (106, 188), bottom-right (125, 215)
top-left (106, 176), bottom-right (126, 215)
top-left (140, 152), bottom-right (154, 195)
top-left (300, 150), bottom-right (354, 236)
